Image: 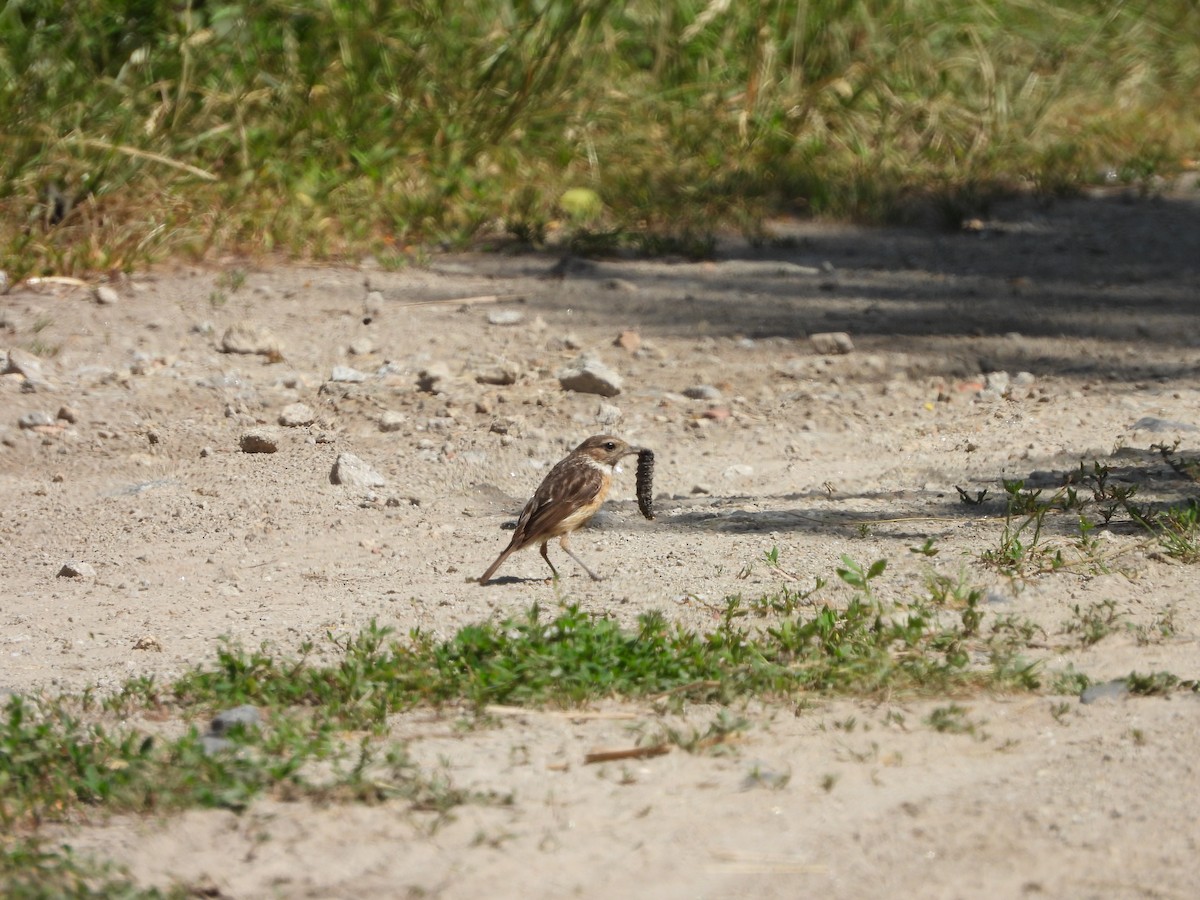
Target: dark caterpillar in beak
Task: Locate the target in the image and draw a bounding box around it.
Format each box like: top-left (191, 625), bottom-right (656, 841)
top-left (636, 449), bottom-right (655, 520)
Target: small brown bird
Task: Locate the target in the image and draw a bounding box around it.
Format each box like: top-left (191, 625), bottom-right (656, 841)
top-left (479, 434), bottom-right (640, 584)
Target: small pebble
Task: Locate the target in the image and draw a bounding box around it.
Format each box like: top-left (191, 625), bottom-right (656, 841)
top-left (19, 411), bottom-right (55, 429)
top-left (379, 410), bottom-right (407, 433)
top-left (278, 402), bottom-right (315, 427)
top-left (487, 309), bottom-right (524, 326)
top-left (331, 452), bottom-right (386, 488)
top-left (684, 384), bottom-right (722, 401)
top-left (58, 560), bottom-right (96, 578)
top-left (94, 285), bottom-right (120, 305)
top-left (240, 428), bottom-right (281, 453)
top-left (558, 355), bottom-right (622, 397)
top-left (1080, 679), bottom-right (1131, 705)
top-left (330, 365), bottom-right (367, 383)
top-left (810, 332), bottom-right (854, 355)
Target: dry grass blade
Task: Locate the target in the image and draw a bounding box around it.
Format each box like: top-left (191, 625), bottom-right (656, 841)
top-left (584, 744), bottom-right (670, 764)
top-left (485, 704), bottom-right (640, 720)
top-left (68, 138), bottom-right (219, 182)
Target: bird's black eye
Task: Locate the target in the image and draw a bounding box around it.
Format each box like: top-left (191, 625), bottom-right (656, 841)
top-left (605, 441), bottom-right (616, 450)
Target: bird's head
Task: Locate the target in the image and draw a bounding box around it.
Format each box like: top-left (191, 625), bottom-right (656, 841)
top-left (574, 434), bottom-right (639, 467)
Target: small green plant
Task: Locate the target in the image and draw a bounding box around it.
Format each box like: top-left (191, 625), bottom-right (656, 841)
top-left (0, 839), bottom-right (158, 899)
top-left (1125, 671), bottom-right (1181, 696)
top-left (955, 486), bottom-right (989, 506)
top-left (1151, 502), bottom-right (1200, 563)
top-left (981, 499), bottom-right (1063, 578)
top-left (1073, 461), bottom-right (1138, 524)
top-left (740, 763), bottom-right (790, 791)
top-left (925, 704), bottom-right (979, 735)
top-left (25, 339), bottom-right (61, 357)
top-left (924, 570), bottom-right (984, 608)
top-left (1048, 667), bottom-right (1091, 696)
top-left (1000, 479), bottom-right (1044, 515)
top-left (909, 538), bottom-right (939, 557)
top-left (1064, 600), bottom-right (1123, 647)
top-left (758, 546), bottom-right (822, 592)
top-left (1152, 440), bottom-right (1200, 483)
top-left (1131, 605), bottom-right (1177, 645)
top-left (836, 556), bottom-right (887, 594)
top-left (217, 269), bottom-right (247, 293)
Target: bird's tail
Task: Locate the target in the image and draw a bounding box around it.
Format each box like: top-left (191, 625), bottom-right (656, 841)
top-left (479, 548), bottom-right (512, 584)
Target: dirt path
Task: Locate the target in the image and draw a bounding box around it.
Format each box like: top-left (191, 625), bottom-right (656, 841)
top-left (3, 190), bottom-right (1200, 897)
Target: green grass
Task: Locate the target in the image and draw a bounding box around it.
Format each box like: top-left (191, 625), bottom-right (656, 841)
top-left (0, 543), bottom-right (1193, 891)
top-left (0, 838), bottom-right (169, 900)
top-left (2, 561), bottom-right (1043, 836)
top-left (3, 0), bottom-right (1199, 275)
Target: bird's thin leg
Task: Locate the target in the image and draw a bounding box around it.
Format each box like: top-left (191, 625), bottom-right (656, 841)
top-left (559, 534), bottom-right (602, 581)
top-left (539, 541), bottom-right (560, 580)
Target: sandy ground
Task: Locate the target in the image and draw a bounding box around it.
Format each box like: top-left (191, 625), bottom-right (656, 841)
top-left (3, 189), bottom-right (1200, 898)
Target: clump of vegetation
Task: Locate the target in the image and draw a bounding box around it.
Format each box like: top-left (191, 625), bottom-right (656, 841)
top-left (0, 541), bottom-right (1189, 891)
top-left (3, 1), bottom-right (1199, 275)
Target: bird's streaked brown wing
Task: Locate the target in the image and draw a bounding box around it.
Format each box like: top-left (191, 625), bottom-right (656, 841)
top-left (508, 455), bottom-right (607, 550)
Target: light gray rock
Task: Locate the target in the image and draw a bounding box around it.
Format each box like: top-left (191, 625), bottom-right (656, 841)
top-left (558, 355), bottom-right (622, 397)
top-left (331, 452), bottom-right (386, 488)
top-left (4, 348), bottom-right (53, 391)
top-left (984, 371), bottom-right (1011, 396)
top-left (200, 735), bottom-right (234, 755)
top-left (278, 403), bottom-right (315, 427)
top-left (18, 411), bottom-right (55, 429)
top-left (220, 323), bottom-right (282, 357)
top-left (596, 402), bottom-right (622, 426)
top-left (94, 285), bottom-right (120, 305)
top-left (473, 359), bottom-right (520, 386)
top-left (379, 410), bottom-right (407, 432)
top-left (58, 560), bottom-right (96, 578)
top-left (330, 365), bottom-right (367, 383)
top-left (683, 384), bottom-right (722, 401)
top-left (1132, 416), bottom-right (1197, 433)
top-left (1080, 679), bottom-right (1130, 705)
top-left (487, 309), bottom-right (525, 326)
top-left (239, 428), bottom-right (281, 453)
top-left (200, 704), bottom-right (262, 754)
top-left (810, 332), bottom-right (854, 355)
top-left (209, 705), bottom-right (262, 736)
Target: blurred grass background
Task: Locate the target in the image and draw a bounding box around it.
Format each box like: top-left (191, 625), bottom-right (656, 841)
top-left (1, 0), bottom-right (1198, 276)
